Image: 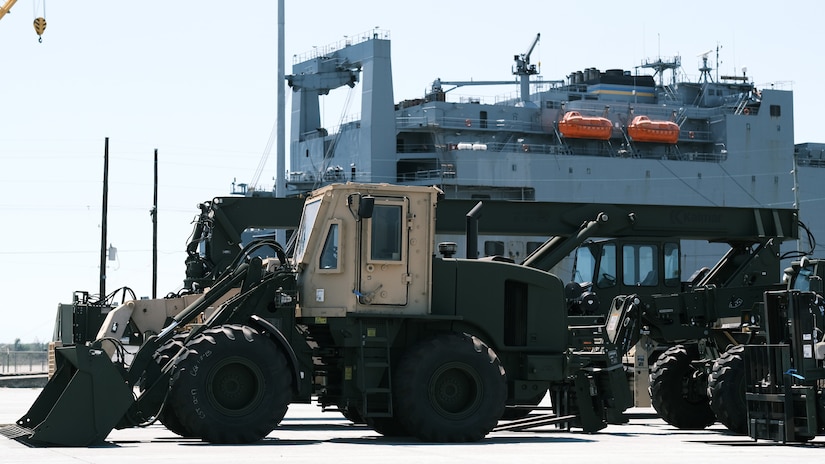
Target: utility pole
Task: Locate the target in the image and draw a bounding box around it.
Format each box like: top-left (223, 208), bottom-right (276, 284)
top-left (152, 148), bottom-right (158, 298)
top-left (275, 0), bottom-right (286, 242)
top-left (99, 137), bottom-right (110, 300)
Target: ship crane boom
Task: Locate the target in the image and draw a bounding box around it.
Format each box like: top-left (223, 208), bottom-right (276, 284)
top-left (513, 33), bottom-right (540, 103)
top-left (514, 33), bottom-right (540, 77)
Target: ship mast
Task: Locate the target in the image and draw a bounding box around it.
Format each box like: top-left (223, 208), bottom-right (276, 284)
top-left (639, 56), bottom-right (680, 87)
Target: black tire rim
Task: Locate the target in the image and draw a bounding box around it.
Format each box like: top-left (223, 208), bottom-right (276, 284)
top-left (205, 355), bottom-right (265, 417)
top-left (427, 361), bottom-right (483, 419)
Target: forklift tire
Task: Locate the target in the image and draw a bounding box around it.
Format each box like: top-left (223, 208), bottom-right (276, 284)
top-left (707, 345), bottom-right (748, 434)
top-left (394, 333), bottom-right (506, 442)
top-left (649, 344), bottom-right (715, 430)
top-left (167, 324), bottom-right (292, 443)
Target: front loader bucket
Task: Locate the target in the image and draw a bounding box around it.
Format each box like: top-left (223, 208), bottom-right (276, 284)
top-left (3, 344), bottom-right (134, 446)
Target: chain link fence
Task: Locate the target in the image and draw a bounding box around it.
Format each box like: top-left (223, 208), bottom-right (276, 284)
top-left (0, 350), bottom-right (49, 375)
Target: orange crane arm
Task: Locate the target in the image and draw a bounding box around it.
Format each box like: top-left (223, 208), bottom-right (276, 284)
top-left (0, 0), bottom-right (19, 21)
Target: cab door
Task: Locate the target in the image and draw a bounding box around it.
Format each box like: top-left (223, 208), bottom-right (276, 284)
top-left (357, 197), bottom-right (409, 306)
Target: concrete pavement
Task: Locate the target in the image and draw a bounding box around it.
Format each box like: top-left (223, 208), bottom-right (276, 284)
top-left (0, 387), bottom-right (821, 464)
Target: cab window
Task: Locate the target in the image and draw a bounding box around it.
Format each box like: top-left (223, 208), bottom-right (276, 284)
top-left (370, 205), bottom-right (402, 261)
top-left (623, 244), bottom-right (658, 286)
top-left (664, 242), bottom-right (680, 286)
top-left (319, 223), bottom-right (339, 270)
top-left (573, 246), bottom-right (596, 284)
top-left (596, 243), bottom-right (617, 288)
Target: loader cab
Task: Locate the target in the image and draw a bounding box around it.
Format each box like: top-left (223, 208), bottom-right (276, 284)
top-left (293, 183), bottom-right (439, 318)
top-left (568, 238), bottom-right (680, 315)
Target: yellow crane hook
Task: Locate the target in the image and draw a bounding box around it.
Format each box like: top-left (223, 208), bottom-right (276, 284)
top-left (33, 16), bottom-right (45, 42)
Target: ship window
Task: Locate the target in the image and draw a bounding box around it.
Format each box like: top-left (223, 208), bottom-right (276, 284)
top-left (480, 111), bottom-right (488, 129)
top-left (623, 244), bottom-right (658, 287)
top-left (770, 105), bottom-right (781, 117)
top-left (370, 205), bottom-right (402, 261)
top-left (484, 241), bottom-right (504, 256)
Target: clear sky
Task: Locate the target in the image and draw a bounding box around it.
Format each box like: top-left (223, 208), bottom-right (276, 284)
top-left (0, 1), bottom-right (822, 343)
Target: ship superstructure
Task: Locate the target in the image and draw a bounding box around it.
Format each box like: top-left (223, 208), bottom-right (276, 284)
top-left (281, 30), bottom-right (820, 270)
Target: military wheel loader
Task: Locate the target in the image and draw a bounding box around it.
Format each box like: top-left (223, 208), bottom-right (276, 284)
top-left (3, 183), bottom-right (634, 446)
top-left (44, 185), bottom-right (808, 435)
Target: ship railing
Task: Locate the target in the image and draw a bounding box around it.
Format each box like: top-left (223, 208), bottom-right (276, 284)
top-left (292, 29), bottom-right (391, 64)
top-left (396, 139), bottom-right (725, 164)
top-left (397, 169), bottom-right (450, 182)
top-left (397, 115), bottom-right (539, 132)
top-left (795, 144), bottom-right (825, 168)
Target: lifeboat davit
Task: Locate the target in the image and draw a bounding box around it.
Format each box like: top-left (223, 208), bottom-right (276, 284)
top-left (628, 115), bottom-right (680, 144)
top-left (558, 111), bottom-right (613, 140)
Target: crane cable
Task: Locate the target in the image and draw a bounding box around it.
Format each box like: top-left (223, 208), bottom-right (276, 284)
top-left (32, 0), bottom-right (45, 42)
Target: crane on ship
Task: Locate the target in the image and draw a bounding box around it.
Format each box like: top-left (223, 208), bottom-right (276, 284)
top-left (430, 33), bottom-right (556, 105)
top-left (0, 0), bottom-right (47, 42)
top-left (513, 33), bottom-right (540, 78)
top-left (512, 33), bottom-right (541, 103)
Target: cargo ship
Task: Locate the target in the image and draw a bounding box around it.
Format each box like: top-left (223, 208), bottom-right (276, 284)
top-left (264, 30), bottom-right (821, 273)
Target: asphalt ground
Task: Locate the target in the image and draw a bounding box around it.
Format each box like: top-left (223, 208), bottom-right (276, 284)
top-left (1, 387), bottom-right (822, 464)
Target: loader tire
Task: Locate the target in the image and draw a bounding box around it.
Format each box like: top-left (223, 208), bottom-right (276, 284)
top-left (708, 345), bottom-right (747, 434)
top-left (340, 405), bottom-right (365, 424)
top-left (151, 334), bottom-right (193, 437)
top-left (168, 324), bottom-right (292, 444)
top-left (649, 344), bottom-right (715, 430)
top-left (394, 333), bottom-right (506, 442)
top-left (365, 416), bottom-right (409, 437)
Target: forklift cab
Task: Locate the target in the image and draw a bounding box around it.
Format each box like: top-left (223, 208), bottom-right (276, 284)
top-left (568, 238), bottom-right (681, 315)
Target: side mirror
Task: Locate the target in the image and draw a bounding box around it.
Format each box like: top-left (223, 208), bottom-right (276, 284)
top-left (359, 195), bottom-right (375, 219)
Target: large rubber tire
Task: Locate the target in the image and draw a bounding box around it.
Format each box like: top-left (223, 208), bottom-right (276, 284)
top-left (340, 405), bottom-right (365, 425)
top-left (394, 333), bottom-right (506, 442)
top-left (708, 345), bottom-right (748, 434)
top-left (365, 416), bottom-right (409, 437)
top-left (167, 324), bottom-right (292, 443)
top-left (649, 344), bottom-right (715, 430)
top-left (150, 334), bottom-right (192, 437)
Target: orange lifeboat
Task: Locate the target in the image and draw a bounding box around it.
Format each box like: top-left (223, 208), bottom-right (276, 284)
top-left (627, 115), bottom-right (680, 144)
top-left (558, 111), bottom-right (613, 140)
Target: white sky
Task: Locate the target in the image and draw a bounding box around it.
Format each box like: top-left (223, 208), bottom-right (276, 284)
top-left (0, 1), bottom-right (822, 343)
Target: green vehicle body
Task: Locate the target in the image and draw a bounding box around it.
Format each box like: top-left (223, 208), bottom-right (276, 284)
top-left (6, 183), bottom-right (634, 446)
top-left (29, 183), bottom-right (806, 445)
